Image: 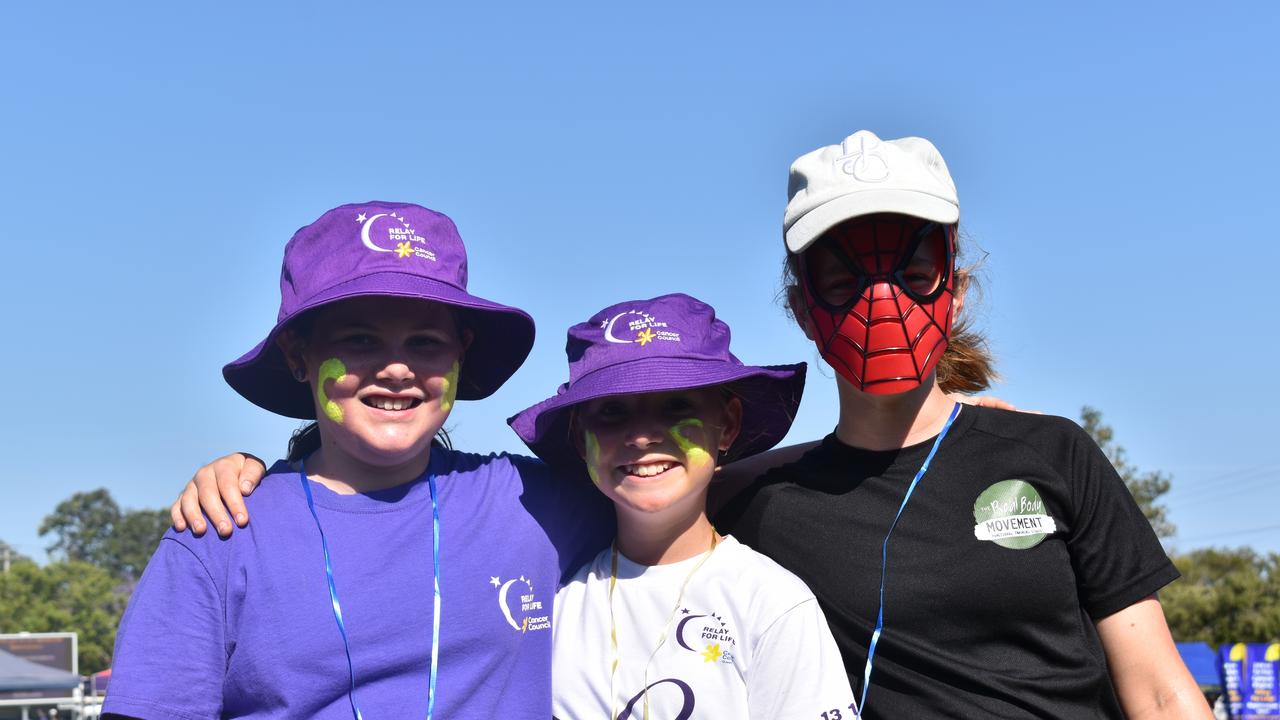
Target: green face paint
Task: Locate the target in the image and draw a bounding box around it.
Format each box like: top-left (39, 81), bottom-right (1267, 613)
top-left (670, 418), bottom-right (713, 467)
top-left (583, 430), bottom-right (603, 487)
top-left (439, 360), bottom-right (461, 413)
top-left (316, 357), bottom-right (348, 424)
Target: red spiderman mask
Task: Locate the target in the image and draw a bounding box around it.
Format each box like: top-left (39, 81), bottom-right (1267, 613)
top-left (798, 214), bottom-right (956, 395)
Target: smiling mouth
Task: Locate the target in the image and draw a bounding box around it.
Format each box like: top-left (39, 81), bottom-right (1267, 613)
top-left (621, 461), bottom-right (677, 478)
top-left (362, 397), bottom-right (422, 411)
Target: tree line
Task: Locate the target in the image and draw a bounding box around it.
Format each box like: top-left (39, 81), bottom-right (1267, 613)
top-left (1, 409), bottom-right (1277, 674)
top-left (0, 491), bottom-right (168, 672)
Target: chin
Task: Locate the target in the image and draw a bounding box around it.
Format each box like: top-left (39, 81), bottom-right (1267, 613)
top-left (350, 437), bottom-right (436, 467)
top-left (615, 489), bottom-right (696, 516)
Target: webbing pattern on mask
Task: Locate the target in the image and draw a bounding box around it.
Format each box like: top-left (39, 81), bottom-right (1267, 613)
top-left (801, 219), bottom-right (956, 394)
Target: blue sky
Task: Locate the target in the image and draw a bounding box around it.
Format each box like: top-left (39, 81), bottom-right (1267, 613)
top-left (1, 1), bottom-right (1277, 560)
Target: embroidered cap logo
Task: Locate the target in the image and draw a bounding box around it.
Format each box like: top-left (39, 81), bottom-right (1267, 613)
top-left (837, 133), bottom-right (890, 183)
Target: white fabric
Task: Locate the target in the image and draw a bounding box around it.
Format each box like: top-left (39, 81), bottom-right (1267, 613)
top-left (553, 535), bottom-right (856, 720)
top-left (783, 129), bottom-right (960, 253)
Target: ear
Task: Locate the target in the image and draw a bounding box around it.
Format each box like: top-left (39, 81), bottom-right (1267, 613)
top-left (276, 330), bottom-right (308, 382)
top-left (786, 286), bottom-right (818, 342)
top-left (952, 267), bottom-right (968, 319)
top-left (717, 396), bottom-right (744, 452)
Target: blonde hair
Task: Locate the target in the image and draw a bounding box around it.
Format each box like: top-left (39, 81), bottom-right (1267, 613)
top-left (780, 225), bottom-right (997, 394)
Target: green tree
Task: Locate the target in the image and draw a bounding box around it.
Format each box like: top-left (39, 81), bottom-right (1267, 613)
top-left (0, 560), bottom-right (126, 673)
top-left (39, 489), bottom-right (120, 568)
top-left (1162, 548), bottom-right (1280, 645)
top-left (111, 507), bottom-right (171, 581)
top-left (38, 488), bottom-right (168, 581)
top-left (1080, 406), bottom-right (1175, 538)
top-left (0, 539), bottom-right (33, 570)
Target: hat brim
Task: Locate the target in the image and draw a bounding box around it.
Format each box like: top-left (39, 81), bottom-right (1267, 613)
top-left (223, 270), bottom-right (535, 419)
top-left (507, 358), bottom-right (806, 470)
top-left (785, 189), bottom-right (960, 253)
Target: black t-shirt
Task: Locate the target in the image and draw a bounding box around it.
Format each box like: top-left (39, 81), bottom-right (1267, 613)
top-left (715, 405), bottom-right (1179, 719)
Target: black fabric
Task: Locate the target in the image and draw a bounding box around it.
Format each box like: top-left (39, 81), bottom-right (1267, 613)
top-left (715, 406), bottom-right (1179, 719)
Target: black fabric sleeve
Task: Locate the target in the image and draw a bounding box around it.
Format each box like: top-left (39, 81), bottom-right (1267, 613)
top-left (1062, 424), bottom-right (1180, 619)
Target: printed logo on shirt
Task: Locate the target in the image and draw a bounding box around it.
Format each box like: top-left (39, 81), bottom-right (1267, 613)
top-left (355, 210), bottom-right (437, 261)
top-left (618, 678), bottom-right (695, 719)
top-left (600, 309), bottom-right (682, 346)
top-left (674, 607), bottom-right (735, 665)
top-left (972, 479), bottom-right (1059, 549)
top-left (488, 574), bottom-right (550, 633)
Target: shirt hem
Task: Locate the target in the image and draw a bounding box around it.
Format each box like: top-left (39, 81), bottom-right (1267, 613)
top-left (103, 695), bottom-right (212, 720)
top-left (1085, 562), bottom-right (1181, 619)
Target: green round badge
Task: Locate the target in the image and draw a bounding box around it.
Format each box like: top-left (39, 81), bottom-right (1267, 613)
top-left (972, 479), bottom-right (1058, 550)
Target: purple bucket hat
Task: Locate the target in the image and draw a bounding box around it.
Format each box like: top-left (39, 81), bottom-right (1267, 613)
top-left (507, 293), bottom-right (805, 468)
top-left (224, 201), bottom-right (535, 418)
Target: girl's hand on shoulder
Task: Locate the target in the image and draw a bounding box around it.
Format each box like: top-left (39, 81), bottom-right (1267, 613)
top-left (951, 393), bottom-right (1041, 414)
top-left (170, 453), bottom-right (267, 538)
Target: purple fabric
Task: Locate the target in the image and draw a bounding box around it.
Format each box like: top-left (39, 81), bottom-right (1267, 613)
top-left (104, 449), bottom-right (611, 720)
top-left (223, 201), bottom-right (536, 418)
top-left (507, 293), bottom-right (805, 468)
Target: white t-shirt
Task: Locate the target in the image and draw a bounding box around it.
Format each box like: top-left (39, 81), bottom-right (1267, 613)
top-left (553, 535), bottom-right (856, 719)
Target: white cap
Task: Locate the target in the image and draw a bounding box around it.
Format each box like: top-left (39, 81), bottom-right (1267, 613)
top-left (783, 130), bottom-right (960, 253)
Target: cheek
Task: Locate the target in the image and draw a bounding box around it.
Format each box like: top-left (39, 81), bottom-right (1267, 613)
top-left (669, 419), bottom-right (714, 468)
top-left (438, 360), bottom-right (461, 413)
top-left (582, 430), bottom-right (605, 487)
top-left (315, 357), bottom-right (356, 424)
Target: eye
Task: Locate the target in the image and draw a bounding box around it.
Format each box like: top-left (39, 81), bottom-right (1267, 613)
top-left (903, 264), bottom-right (938, 293)
top-left (339, 333), bottom-right (377, 347)
top-left (408, 333), bottom-right (447, 348)
top-left (900, 229), bottom-right (946, 297)
top-left (806, 245), bottom-right (862, 306)
top-left (584, 400), bottom-right (629, 425)
top-left (661, 396), bottom-right (698, 417)
top-left (820, 278), bottom-right (858, 306)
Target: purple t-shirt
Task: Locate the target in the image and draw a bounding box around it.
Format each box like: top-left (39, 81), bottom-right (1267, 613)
top-left (104, 448), bottom-right (611, 720)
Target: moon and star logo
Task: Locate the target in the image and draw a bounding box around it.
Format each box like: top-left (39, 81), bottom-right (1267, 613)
top-left (355, 211), bottom-right (437, 262)
top-left (600, 310), bottom-right (682, 347)
top-left (489, 574), bottom-right (550, 634)
top-left (674, 607), bottom-right (735, 665)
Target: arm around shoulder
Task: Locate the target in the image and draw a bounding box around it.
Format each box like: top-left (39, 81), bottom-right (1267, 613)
top-left (1096, 596), bottom-right (1213, 719)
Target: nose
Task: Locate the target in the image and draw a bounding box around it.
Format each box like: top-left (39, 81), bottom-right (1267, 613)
top-left (375, 360), bottom-right (415, 384)
top-left (866, 280), bottom-right (903, 322)
top-left (625, 418), bottom-right (667, 450)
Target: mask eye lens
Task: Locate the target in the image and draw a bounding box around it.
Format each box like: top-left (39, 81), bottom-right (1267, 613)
top-left (897, 225), bottom-right (948, 300)
top-left (804, 242), bottom-right (862, 307)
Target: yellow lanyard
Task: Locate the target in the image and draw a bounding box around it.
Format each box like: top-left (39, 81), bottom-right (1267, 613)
top-left (608, 528), bottom-right (720, 720)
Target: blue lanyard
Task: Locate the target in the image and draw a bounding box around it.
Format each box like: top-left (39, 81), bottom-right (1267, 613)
top-left (856, 402), bottom-right (961, 719)
top-left (300, 459), bottom-right (442, 720)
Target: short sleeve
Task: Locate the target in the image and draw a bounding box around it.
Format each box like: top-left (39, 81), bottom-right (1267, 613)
top-left (748, 599), bottom-right (858, 720)
top-left (508, 454), bottom-right (615, 585)
top-left (102, 537), bottom-right (227, 720)
top-left (1063, 429), bottom-right (1180, 619)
